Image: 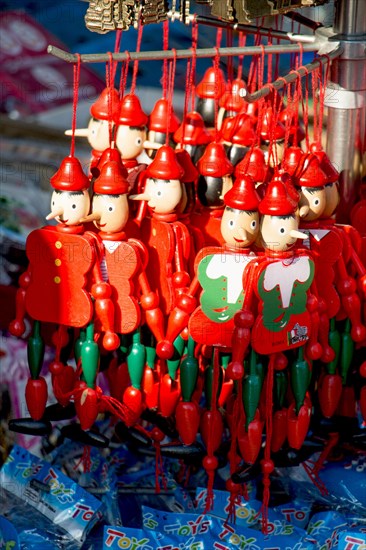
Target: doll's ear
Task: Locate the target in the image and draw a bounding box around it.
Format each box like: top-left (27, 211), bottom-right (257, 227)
top-left (299, 205), bottom-right (309, 218)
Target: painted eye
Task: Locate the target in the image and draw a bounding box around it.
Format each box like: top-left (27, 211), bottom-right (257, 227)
top-left (250, 220), bottom-right (257, 229)
top-left (52, 201), bottom-right (55, 206)
top-left (135, 137), bottom-right (142, 146)
top-left (229, 220), bottom-right (234, 227)
top-left (157, 191), bottom-right (162, 197)
top-left (108, 205), bottom-right (115, 212)
top-left (314, 198), bottom-right (320, 206)
top-left (72, 204), bottom-right (76, 209)
top-left (279, 227), bottom-right (286, 234)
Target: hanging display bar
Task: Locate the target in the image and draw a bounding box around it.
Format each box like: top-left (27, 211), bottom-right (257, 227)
top-left (48, 41), bottom-right (319, 64)
top-left (243, 46), bottom-right (342, 102)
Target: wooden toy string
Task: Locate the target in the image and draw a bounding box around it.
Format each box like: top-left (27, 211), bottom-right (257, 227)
top-left (70, 54), bottom-right (81, 158)
top-left (131, 21), bottom-right (144, 95)
top-left (165, 50), bottom-right (177, 145)
top-left (162, 20), bottom-right (169, 98)
top-left (106, 53), bottom-right (115, 145)
top-left (236, 32), bottom-right (246, 81)
top-left (214, 28), bottom-right (222, 142)
top-left (190, 18), bottom-right (198, 111)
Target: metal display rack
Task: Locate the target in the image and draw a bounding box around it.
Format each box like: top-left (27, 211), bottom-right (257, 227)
top-left (48, 0), bottom-right (365, 223)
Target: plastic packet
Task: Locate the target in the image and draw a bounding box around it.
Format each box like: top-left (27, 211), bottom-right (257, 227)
top-left (0, 445), bottom-right (103, 546)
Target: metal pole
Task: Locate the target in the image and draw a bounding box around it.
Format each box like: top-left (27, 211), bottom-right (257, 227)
top-left (243, 47), bottom-right (342, 103)
top-left (325, 0), bottom-right (366, 223)
top-left (47, 42), bottom-right (319, 64)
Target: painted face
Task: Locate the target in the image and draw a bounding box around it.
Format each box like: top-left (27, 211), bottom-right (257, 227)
top-left (87, 118), bottom-right (111, 151)
top-left (220, 207), bottom-right (259, 248)
top-left (260, 213), bottom-right (304, 252)
top-left (116, 125), bottom-right (146, 160)
top-left (135, 178), bottom-right (182, 214)
top-left (299, 187), bottom-right (326, 221)
top-left (92, 194), bottom-right (129, 233)
top-left (322, 182), bottom-right (340, 218)
top-left (49, 190), bottom-right (90, 226)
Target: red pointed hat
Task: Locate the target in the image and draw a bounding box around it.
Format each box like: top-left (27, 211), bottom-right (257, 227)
top-left (281, 146), bottom-right (305, 177)
top-left (196, 67), bottom-right (226, 99)
top-left (173, 111), bottom-right (211, 145)
top-left (149, 98), bottom-right (180, 133)
top-left (231, 114), bottom-right (256, 146)
top-left (260, 107), bottom-right (286, 142)
top-left (118, 94), bottom-right (148, 127)
top-left (93, 147), bottom-right (128, 179)
top-left (90, 87), bottom-right (120, 122)
top-left (94, 160), bottom-right (129, 195)
top-left (279, 107), bottom-right (306, 141)
top-left (197, 142), bottom-right (234, 178)
top-left (175, 149), bottom-right (199, 183)
top-left (296, 152), bottom-right (328, 188)
top-left (219, 78), bottom-right (246, 112)
top-left (259, 174), bottom-right (298, 216)
top-left (276, 169), bottom-right (301, 203)
top-left (220, 116), bottom-right (236, 142)
top-left (146, 145), bottom-right (184, 180)
top-left (224, 175), bottom-right (260, 211)
top-left (235, 147), bottom-right (268, 183)
top-left (310, 145), bottom-right (339, 183)
top-left (51, 156), bottom-right (89, 192)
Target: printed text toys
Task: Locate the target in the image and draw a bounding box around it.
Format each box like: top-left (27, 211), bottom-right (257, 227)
top-left (81, 159), bottom-right (166, 424)
top-left (9, 156), bottom-right (119, 427)
top-left (220, 112), bottom-right (256, 166)
top-left (195, 67), bottom-right (226, 135)
top-left (228, 175), bottom-right (318, 449)
top-left (65, 88), bottom-right (120, 177)
top-left (173, 111), bottom-right (211, 164)
top-left (116, 93), bottom-right (148, 191)
top-left (191, 141), bottom-right (234, 246)
top-left (130, 145), bottom-right (190, 325)
top-left (144, 98), bottom-right (180, 159)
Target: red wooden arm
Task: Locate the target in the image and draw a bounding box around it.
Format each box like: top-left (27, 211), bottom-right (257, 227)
top-left (156, 276), bottom-right (200, 359)
top-left (9, 270), bottom-right (31, 337)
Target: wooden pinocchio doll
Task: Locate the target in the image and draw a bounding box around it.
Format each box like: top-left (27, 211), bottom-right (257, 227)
top-left (130, 145), bottom-right (194, 328)
top-left (173, 111), bottom-right (211, 164)
top-left (9, 155), bottom-right (120, 427)
top-left (228, 174), bottom-right (321, 445)
top-left (116, 94), bottom-right (149, 192)
top-left (217, 77), bottom-right (246, 130)
top-left (190, 141), bottom-right (234, 246)
top-left (80, 157), bottom-right (166, 424)
top-left (144, 97), bottom-right (180, 159)
top-left (65, 88), bottom-right (120, 177)
top-left (220, 112), bottom-right (256, 166)
top-left (195, 66), bottom-right (226, 136)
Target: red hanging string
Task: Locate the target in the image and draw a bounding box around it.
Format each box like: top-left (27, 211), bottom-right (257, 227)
top-left (237, 32), bottom-right (246, 81)
top-left (106, 52), bottom-right (114, 145)
top-left (112, 30), bottom-right (122, 83)
top-left (131, 22), bottom-right (144, 95)
top-left (213, 46), bottom-right (221, 142)
top-left (181, 58), bottom-right (192, 146)
top-left (267, 30), bottom-right (273, 85)
top-left (73, 446), bottom-right (92, 473)
top-left (317, 56), bottom-right (330, 148)
top-left (282, 81), bottom-right (293, 153)
top-left (312, 63), bottom-right (320, 147)
top-left (162, 20), bottom-right (169, 98)
top-left (204, 348), bottom-right (220, 513)
top-left (190, 16), bottom-right (198, 111)
top-left (261, 354), bottom-right (275, 534)
top-left (165, 49), bottom-right (177, 146)
top-left (227, 28), bottom-right (233, 83)
top-left (119, 50), bottom-right (131, 98)
top-left (70, 54), bottom-right (81, 158)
